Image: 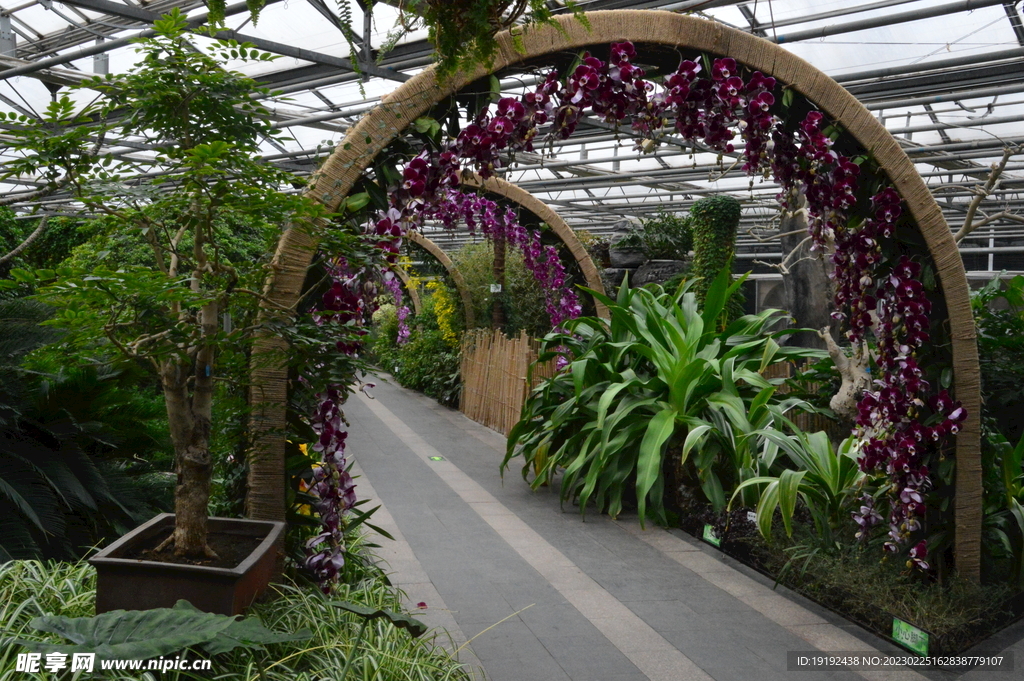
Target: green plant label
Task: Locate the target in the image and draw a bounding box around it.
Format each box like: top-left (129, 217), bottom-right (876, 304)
top-left (892, 618), bottom-right (928, 656)
top-left (429, 456), bottom-right (445, 461)
top-left (702, 524), bottom-right (721, 547)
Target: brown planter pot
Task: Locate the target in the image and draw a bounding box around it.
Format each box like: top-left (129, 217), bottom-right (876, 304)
top-left (89, 513), bottom-right (285, 616)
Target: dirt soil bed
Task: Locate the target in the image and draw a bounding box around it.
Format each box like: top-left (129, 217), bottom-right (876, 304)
top-left (124, 529), bottom-right (263, 570)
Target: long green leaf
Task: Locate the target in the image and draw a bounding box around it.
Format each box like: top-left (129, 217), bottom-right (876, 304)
top-left (778, 469), bottom-right (807, 537)
top-left (635, 408), bottom-right (677, 527)
top-left (681, 423), bottom-right (713, 465)
top-left (330, 601), bottom-right (428, 638)
top-left (700, 266), bottom-right (734, 329)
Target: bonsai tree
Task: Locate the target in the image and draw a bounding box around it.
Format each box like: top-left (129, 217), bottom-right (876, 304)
top-left (0, 10), bottom-right (327, 558)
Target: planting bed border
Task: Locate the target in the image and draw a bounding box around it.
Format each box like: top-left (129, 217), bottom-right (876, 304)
top-left (679, 517), bottom-right (1024, 659)
top-left (246, 10), bottom-right (981, 579)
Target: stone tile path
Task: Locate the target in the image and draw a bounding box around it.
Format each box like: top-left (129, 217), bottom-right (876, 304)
top-left (345, 378), bottom-right (1023, 681)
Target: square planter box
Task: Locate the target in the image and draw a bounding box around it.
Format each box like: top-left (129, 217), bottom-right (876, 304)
top-left (89, 513), bottom-right (285, 616)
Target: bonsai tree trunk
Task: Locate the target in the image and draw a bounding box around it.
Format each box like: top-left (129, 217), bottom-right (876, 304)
top-left (159, 302), bottom-right (218, 558)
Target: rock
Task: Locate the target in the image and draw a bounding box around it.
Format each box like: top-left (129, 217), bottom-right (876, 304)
top-left (609, 247), bottom-right (646, 268)
top-left (607, 219), bottom-right (637, 247)
top-left (602, 267), bottom-right (628, 287)
top-left (632, 259), bottom-right (687, 286)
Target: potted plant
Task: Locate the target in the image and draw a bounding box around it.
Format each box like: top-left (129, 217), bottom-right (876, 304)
top-left (1, 11), bottom-right (327, 613)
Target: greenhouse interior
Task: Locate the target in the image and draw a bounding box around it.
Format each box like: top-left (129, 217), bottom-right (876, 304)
top-left (3, 0), bottom-right (1024, 679)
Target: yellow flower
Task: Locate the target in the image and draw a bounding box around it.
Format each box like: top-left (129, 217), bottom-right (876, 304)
top-left (427, 281), bottom-right (460, 347)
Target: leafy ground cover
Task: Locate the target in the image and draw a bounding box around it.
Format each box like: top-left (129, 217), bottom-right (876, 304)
top-left (0, 550), bottom-right (473, 681)
top-left (675, 504), bottom-right (1019, 655)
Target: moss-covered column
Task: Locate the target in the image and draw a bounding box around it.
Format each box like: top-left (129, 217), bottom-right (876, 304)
top-left (690, 195), bottom-right (742, 323)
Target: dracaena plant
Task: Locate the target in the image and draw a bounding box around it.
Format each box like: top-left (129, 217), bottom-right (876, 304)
top-left (728, 429), bottom-right (866, 551)
top-left (503, 267), bottom-right (827, 527)
top-left (0, 10), bottom-right (330, 559)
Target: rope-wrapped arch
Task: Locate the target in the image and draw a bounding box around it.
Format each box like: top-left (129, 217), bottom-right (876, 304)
top-left (247, 10), bottom-right (981, 580)
top-left (462, 173), bottom-right (610, 319)
top-left (390, 265), bottom-right (422, 317)
top-left (406, 230), bottom-right (476, 329)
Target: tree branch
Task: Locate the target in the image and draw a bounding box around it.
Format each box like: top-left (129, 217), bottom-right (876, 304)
top-left (954, 147), bottom-right (1014, 243)
top-left (0, 125), bottom-right (108, 209)
top-left (747, 227), bottom-right (806, 243)
top-left (0, 214), bottom-right (49, 266)
top-left (817, 327), bottom-right (872, 423)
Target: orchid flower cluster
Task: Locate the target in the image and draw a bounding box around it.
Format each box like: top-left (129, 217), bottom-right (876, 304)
top-left (351, 42), bottom-right (967, 568)
top-left (382, 271), bottom-right (411, 344)
top-left (304, 384), bottom-right (357, 591)
top-left (304, 264), bottom-right (374, 590)
top-left (850, 255), bottom-right (966, 568)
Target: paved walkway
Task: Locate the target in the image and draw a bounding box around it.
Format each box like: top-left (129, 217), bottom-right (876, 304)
top-left (346, 377), bottom-right (1023, 681)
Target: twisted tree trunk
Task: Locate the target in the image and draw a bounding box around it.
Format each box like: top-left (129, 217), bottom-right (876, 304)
top-left (160, 300), bottom-right (219, 559)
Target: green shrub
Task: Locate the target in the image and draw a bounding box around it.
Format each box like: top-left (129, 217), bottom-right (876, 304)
top-left (616, 212), bottom-right (693, 261)
top-left (505, 268), bottom-right (825, 525)
top-left (393, 330), bottom-right (461, 408)
top-left (371, 299), bottom-right (461, 408)
top-left (972, 273), bottom-right (1024, 443)
top-left (451, 241), bottom-right (550, 336)
top-left (370, 303), bottom-right (401, 372)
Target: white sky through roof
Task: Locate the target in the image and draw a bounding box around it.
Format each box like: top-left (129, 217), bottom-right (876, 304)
top-left (0, 0), bottom-right (1022, 269)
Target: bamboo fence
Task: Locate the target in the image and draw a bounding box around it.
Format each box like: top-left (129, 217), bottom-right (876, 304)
top-left (762, 362), bottom-right (847, 440)
top-left (460, 331), bottom-right (841, 440)
top-left (459, 328), bottom-right (556, 436)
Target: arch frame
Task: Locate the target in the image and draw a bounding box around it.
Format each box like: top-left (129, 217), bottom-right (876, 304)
top-left (248, 10), bottom-right (981, 580)
top-left (463, 173), bottom-right (610, 319)
top-left (406, 230), bottom-right (476, 330)
top-left (390, 265), bottom-right (422, 317)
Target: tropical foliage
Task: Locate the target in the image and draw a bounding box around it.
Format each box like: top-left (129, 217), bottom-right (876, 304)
top-left (730, 430), bottom-right (865, 547)
top-left (504, 268), bottom-right (826, 526)
top-left (0, 300), bottom-right (170, 561)
top-left (0, 553), bottom-right (473, 680)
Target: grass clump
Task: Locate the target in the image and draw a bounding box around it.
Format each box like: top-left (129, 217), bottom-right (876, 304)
top-left (0, 558), bottom-right (473, 680)
top-left (761, 539), bottom-right (1015, 652)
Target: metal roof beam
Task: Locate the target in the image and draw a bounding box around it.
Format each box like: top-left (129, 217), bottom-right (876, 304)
top-left (771, 0), bottom-right (1010, 44)
top-left (1003, 0), bottom-right (1024, 45)
top-left (0, 0), bottom-right (267, 80)
top-left (57, 0), bottom-right (409, 83)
